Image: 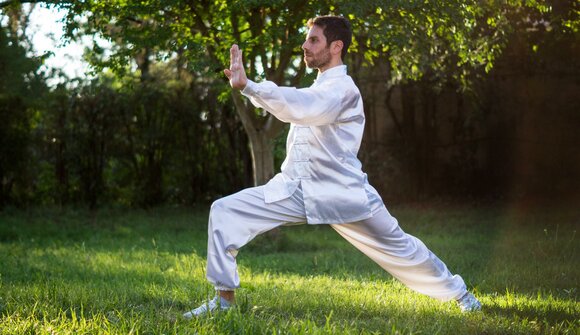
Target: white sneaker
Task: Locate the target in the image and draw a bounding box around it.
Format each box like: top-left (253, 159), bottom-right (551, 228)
top-left (457, 292), bottom-right (482, 312)
top-left (182, 296), bottom-right (231, 318)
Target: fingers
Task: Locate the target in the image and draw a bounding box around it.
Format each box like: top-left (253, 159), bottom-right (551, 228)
top-left (225, 44), bottom-right (245, 89)
top-left (231, 44), bottom-right (243, 70)
top-left (237, 46), bottom-right (243, 68)
top-left (230, 44), bottom-right (239, 69)
top-left (230, 44), bottom-right (236, 69)
top-left (225, 44), bottom-right (238, 80)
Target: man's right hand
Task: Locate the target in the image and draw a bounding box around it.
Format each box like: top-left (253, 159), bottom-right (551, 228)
top-left (223, 44), bottom-right (248, 90)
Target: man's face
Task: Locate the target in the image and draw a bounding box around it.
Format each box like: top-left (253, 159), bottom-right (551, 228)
top-left (302, 25), bottom-right (331, 70)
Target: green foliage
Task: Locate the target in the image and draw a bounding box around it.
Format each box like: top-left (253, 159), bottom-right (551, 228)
top-left (339, 0), bottom-right (555, 89)
top-left (1, 0), bottom-right (577, 207)
top-left (31, 66), bottom-right (251, 208)
top-left (60, 0), bottom-right (324, 85)
top-left (0, 206), bottom-right (578, 334)
top-left (53, 0), bottom-right (559, 93)
top-left (0, 95), bottom-right (29, 205)
top-left (0, 21), bottom-right (48, 206)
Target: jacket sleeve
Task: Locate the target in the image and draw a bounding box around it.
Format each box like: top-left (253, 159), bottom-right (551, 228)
top-left (241, 79), bottom-right (345, 126)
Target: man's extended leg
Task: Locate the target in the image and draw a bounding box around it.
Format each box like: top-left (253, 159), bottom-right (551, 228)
top-left (331, 206), bottom-right (481, 310)
top-left (183, 185), bottom-right (306, 317)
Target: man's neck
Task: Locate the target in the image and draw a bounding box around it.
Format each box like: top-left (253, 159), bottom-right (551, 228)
top-left (318, 59), bottom-right (343, 74)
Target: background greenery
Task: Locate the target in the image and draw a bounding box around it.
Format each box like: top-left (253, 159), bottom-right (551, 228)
top-left (0, 0), bottom-right (578, 208)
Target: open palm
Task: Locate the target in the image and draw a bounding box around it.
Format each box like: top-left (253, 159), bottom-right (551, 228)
top-left (223, 44), bottom-right (248, 90)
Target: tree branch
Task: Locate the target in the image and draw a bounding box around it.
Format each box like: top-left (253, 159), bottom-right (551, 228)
top-left (385, 85), bottom-right (405, 138)
top-left (231, 91), bottom-right (259, 137)
top-left (0, 0), bottom-right (64, 9)
top-left (264, 114), bottom-right (286, 139)
top-left (0, 0), bottom-right (42, 9)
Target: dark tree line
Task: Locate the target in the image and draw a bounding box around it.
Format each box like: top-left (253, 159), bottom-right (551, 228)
top-left (1, 17), bottom-right (253, 208)
top-left (37, 72), bottom-right (253, 209)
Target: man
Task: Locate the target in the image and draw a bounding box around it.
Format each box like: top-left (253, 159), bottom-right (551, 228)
top-left (183, 15), bottom-right (481, 318)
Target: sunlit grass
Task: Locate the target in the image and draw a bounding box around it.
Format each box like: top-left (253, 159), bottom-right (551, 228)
top-left (0, 205), bottom-right (578, 334)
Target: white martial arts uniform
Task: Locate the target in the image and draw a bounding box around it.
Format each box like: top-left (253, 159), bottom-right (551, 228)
top-left (205, 65), bottom-right (467, 301)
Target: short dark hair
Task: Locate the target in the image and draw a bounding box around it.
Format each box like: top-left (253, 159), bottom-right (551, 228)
top-left (307, 15), bottom-right (352, 60)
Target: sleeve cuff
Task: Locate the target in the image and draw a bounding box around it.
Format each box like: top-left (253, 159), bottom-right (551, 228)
top-left (241, 79), bottom-right (257, 97)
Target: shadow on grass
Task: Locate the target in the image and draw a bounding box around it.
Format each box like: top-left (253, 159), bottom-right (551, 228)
top-left (2, 205), bottom-right (578, 333)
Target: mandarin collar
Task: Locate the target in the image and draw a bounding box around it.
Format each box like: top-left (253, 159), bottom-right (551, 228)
top-left (315, 65), bottom-right (347, 83)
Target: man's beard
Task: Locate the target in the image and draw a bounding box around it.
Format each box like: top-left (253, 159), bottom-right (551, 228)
top-left (304, 47), bottom-right (331, 69)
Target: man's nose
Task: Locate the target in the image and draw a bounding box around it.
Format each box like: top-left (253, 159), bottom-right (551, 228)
top-left (301, 41), bottom-right (307, 50)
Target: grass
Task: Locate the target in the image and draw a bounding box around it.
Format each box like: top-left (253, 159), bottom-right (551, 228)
top-left (0, 204), bottom-right (578, 334)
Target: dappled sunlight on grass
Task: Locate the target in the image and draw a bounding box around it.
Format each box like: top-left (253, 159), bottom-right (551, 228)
top-left (1, 206), bottom-right (578, 334)
top-left (231, 269), bottom-right (579, 334)
top-left (483, 290), bottom-right (578, 323)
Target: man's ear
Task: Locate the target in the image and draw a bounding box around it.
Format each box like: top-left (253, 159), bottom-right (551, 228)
top-left (331, 40), bottom-right (344, 56)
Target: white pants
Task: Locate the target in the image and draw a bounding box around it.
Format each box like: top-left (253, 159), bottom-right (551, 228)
top-left (206, 185), bottom-right (467, 301)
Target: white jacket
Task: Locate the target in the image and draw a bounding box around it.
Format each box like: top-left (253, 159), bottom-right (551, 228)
top-left (242, 65), bottom-right (375, 224)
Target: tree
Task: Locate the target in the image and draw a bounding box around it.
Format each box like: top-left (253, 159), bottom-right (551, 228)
top-left (52, 0), bottom-right (329, 186)
top-left (0, 3), bottom-right (48, 207)
top-left (340, 0), bottom-right (557, 198)
top-left (2, 0), bottom-right (559, 201)
top-left (53, 0), bottom-right (553, 186)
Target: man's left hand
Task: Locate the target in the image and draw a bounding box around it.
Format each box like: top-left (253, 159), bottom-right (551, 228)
top-left (223, 44), bottom-right (248, 90)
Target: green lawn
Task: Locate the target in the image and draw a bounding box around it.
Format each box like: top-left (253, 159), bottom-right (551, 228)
top-left (0, 204), bottom-right (578, 334)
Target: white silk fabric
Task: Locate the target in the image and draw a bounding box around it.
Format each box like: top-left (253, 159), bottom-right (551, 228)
top-left (242, 65), bottom-right (373, 224)
top-left (206, 184), bottom-right (467, 300)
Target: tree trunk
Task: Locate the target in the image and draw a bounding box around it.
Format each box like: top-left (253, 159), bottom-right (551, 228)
top-left (230, 90), bottom-right (287, 241)
top-left (248, 131), bottom-right (275, 186)
top-left (231, 91), bottom-right (285, 186)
